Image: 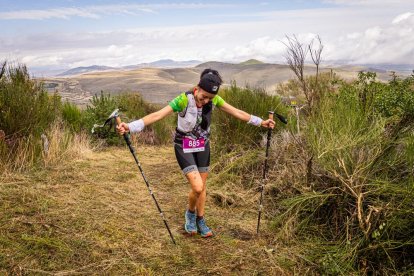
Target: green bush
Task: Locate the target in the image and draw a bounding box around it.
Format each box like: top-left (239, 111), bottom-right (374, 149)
top-left (117, 93), bottom-right (174, 145)
top-left (83, 92), bottom-right (120, 145)
top-left (0, 62), bottom-right (95, 172)
top-left (211, 83), bottom-right (289, 152)
top-left (207, 84), bottom-right (293, 194)
top-left (84, 92), bottom-right (174, 145)
top-left (273, 72), bottom-right (414, 274)
top-left (0, 62), bottom-right (61, 140)
top-left (373, 73), bottom-right (414, 118)
top-left (61, 101), bottom-right (84, 132)
top-left (0, 62), bottom-right (61, 171)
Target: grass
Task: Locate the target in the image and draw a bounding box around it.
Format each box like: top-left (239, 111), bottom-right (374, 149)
top-left (267, 73), bottom-right (414, 275)
top-left (0, 121), bottom-right (92, 174)
top-left (3, 61), bottom-right (413, 274)
top-left (0, 145), bottom-right (301, 275)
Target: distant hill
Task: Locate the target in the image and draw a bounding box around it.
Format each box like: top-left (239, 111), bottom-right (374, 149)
top-left (57, 65), bottom-right (116, 76)
top-left (239, 59), bottom-right (265, 65)
top-left (122, 59), bottom-right (202, 70)
top-left (139, 59), bottom-right (201, 68)
top-left (325, 61), bottom-right (413, 74)
top-left (39, 60), bottom-right (402, 106)
top-left (57, 60), bottom-right (202, 77)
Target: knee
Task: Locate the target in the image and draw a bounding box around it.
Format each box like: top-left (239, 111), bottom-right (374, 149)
top-left (192, 183), bottom-right (204, 196)
top-left (186, 171), bottom-right (206, 196)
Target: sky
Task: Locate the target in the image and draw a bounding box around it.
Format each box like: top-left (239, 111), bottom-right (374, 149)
top-left (1, 0), bottom-right (413, 74)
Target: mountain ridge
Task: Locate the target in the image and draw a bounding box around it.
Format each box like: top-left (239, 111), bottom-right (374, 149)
top-left (38, 60), bottom-right (408, 106)
top-left (57, 59), bottom-right (203, 77)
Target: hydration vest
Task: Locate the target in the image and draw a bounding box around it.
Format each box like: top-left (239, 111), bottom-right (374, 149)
top-left (175, 91), bottom-right (213, 140)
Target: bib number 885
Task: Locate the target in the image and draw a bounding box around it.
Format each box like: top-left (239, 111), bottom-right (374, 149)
top-left (188, 140), bottom-right (200, 147)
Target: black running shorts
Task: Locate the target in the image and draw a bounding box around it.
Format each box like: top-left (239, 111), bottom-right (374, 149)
top-left (174, 141), bottom-right (210, 175)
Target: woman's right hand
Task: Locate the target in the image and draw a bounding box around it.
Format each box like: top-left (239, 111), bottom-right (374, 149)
top-left (116, 122), bottom-right (130, 135)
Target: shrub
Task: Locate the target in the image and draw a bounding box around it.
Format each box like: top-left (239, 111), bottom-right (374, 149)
top-left (84, 92), bottom-right (174, 146)
top-left (61, 101), bottom-right (84, 132)
top-left (0, 62), bottom-right (61, 140)
top-left (117, 93), bottom-right (174, 145)
top-left (208, 84), bottom-right (294, 200)
top-left (0, 62), bottom-right (62, 172)
top-left (83, 92), bottom-right (120, 145)
top-left (373, 73), bottom-right (414, 118)
top-left (211, 83), bottom-right (289, 152)
top-left (272, 73), bottom-right (414, 274)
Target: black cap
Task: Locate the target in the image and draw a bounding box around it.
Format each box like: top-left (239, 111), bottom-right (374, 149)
top-left (198, 69), bottom-right (222, 94)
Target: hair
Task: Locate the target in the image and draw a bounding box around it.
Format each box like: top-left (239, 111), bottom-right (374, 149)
top-left (200, 68), bottom-right (223, 84)
top-left (198, 68), bottom-right (223, 94)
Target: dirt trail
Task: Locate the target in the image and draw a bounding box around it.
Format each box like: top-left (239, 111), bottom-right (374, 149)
top-left (1, 146), bottom-right (291, 275)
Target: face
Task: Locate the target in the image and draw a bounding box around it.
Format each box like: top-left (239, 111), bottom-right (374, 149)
top-left (194, 87), bottom-right (216, 107)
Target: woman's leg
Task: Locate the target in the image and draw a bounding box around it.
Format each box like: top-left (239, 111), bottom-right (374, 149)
top-left (194, 172), bottom-right (213, 237)
top-left (194, 142), bottom-right (210, 216)
top-left (192, 144), bottom-right (213, 237)
top-left (175, 143), bottom-right (200, 210)
top-left (196, 172), bottom-right (208, 216)
top-left (185, 171), bottom-right (204, 212)
top-left (175, 142), bottom-right (212, 236)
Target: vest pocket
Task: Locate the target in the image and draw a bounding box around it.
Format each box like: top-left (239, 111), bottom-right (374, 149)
top-left (178, 108), bottom-right (197, 132)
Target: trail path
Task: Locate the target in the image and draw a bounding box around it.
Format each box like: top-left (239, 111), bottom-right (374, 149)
top-left (1, 146), bottom-right (290, 275)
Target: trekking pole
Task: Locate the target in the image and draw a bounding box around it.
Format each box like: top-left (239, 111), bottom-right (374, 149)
top-left (93, 109), bottom-right (176, 244)
top-left (256, 111), bottom-right (274, 235)
top-left (116, 115), bottom-right (176, 245)
top-left (256, 111), bottom-right (287, 235)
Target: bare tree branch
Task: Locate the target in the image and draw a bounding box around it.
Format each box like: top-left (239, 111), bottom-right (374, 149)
top-left (283, 35), bottom-right (310, 106)
top-left (309, 35), bottom-right (324, 84)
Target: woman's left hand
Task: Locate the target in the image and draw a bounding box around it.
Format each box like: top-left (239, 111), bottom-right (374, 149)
top-left (261, 119), bottom-right (275, 129)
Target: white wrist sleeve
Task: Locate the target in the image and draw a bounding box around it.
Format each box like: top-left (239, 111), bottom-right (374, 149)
top-left (248, 115), bottom-right (263, 127)
top-left (128, 119), bottom-right (145, 133)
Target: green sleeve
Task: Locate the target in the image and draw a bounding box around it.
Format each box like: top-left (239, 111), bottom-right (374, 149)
top-left (169, 93), bottom-right (188, 112)
top-left (212, 95), bottom-right (225, 108)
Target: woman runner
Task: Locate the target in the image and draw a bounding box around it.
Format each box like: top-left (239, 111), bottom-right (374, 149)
top-left (117, 69), bottom-right (275, 238)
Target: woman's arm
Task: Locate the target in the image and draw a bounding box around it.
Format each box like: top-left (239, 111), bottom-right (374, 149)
top-left (141, 105), bottom-right (174, 126)
top-left (117, 105), bottom-right (174, 134)
top-left (219, 102), bottom-right (275, 128)
top-left (219, 102), bottom-right (251, 121)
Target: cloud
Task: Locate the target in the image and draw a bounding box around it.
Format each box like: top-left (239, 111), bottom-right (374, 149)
top-left (326, 12), bottom-right (414, 64)
top-left (1, 4), bottom-right (413, 69)
top-left (3, 12), bottom-right (413, 68)
top-left (323, 0), bottom-right (409, 6)
top-left (203, 36), bottom-right (286, 62)
top-left (1, 8), bottom-right (100, 20)
top-left (0, 3), bottom-right (234, 20)
top-left (392, 12), bottom-right (414, 24)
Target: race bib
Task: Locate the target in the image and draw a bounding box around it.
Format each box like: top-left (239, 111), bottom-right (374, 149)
top-left (183, 137), bottom-right (205, 153)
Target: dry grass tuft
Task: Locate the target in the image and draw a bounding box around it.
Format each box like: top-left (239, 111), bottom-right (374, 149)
top-left (0, 121), bottom-right (96, 174)
top-left (42, 121), bottom-right (96, 168)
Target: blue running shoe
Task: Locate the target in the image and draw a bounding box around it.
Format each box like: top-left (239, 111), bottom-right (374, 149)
top-left (184, 210), bottom-right (197, 235)
top-left (196, 217), bottom-right (213, 238)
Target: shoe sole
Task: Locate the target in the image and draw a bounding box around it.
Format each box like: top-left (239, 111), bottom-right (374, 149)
top-left (184, 224), bottom-right (197, 236)
top-left (198, 231), bottom-right (214, 238)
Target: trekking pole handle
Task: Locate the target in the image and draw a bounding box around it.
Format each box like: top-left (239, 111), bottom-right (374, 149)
top-left (269, 111), bottom-right (274, 128)
top-left (268, 111), bottom-right (274, 120)
top-left (115, 116), bottom-right (122, 126)
top-left (115, 116), bottom-right (132, 146)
